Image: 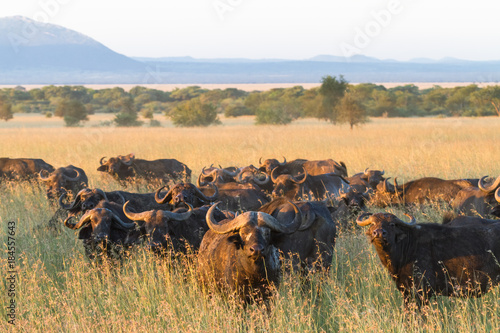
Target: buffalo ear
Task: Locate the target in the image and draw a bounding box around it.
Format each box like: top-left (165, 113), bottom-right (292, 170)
top-left (227, 234), bottom-right (243, 249)
top-left (97, 165), bottom-right (108, 172)
top-left (78, 226), bottom-right (92, 239)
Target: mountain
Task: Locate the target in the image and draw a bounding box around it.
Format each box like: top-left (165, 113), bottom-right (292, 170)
top-left (1, 16), bottom-right (500, 84)
top-left (0, 16), bottom-right (144, 72)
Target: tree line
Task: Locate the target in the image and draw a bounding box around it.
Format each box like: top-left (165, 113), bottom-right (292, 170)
top-left (0, 77), bottom-right (499, 127)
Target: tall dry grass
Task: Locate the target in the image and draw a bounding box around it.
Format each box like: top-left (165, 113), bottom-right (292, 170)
top-left (0, 115), bottom-right (500, 332)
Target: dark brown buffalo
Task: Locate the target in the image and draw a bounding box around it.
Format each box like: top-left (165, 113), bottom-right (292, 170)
top-left (258, 157), bottom-right (347, 178)
top-left (123, 202), bottom-right (232, 254)
top-left (235, 165), bottom-right (271, 188)
top-left (271, 168), bottom-right (351, 201)
top-left (214, 182), bottom-right (270, 212)
top-left (451, 176), bottom-right (500, 217)
top-left (64, 204), bottom-right (138, 260)
top-left (357, 212), bottom-right (500, 309)
top-left (259, 197), bottom-right (336, 272)
top-left (370, 177), bottom-right (473, 207)
top-left (155, 183), bottom-right (218, 209)
top-left (198, 201), bottom-right (302, 303)
top-left (442, 213), bottom-right (499, 226)
top-left (0, 157), bottom-right (54, 181)
top-left (347, 168), bottom-right (385, 191)
top-left (97, 153), bottom-right (191, 184)
top-left (39, 165), bottom-right (88, 201)
top-left (197, 165), bottom-right (239, 186)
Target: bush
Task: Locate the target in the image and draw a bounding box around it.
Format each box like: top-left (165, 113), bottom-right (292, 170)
top-left (149, 119), bottom-right (162, 127)
top-left (169, 98), bottom-right (220, 127)
top-left (224, 104), bottom-right (253, 117)
top-left (255, 101), bottom-right (293, 125)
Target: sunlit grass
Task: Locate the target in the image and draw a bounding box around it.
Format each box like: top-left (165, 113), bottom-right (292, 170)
top-left (0, 115), bottom-right (500, 331)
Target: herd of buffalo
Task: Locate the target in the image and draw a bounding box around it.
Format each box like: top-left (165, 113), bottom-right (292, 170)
top-left (2, 154), bottom-right (500, 309)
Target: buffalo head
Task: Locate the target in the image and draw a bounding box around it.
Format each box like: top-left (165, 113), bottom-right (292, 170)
top-left (97, 153), bottom-right (135, 179)
top-left (123, 201), bottom-right (194, 252)
top-left (155, 183), bottom-right (218, 208)
top-left (39, 165), bottom-right (87, 201)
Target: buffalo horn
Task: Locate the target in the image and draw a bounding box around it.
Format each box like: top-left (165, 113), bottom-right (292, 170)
top-left (258, 200), bottom-right (302, 234)
top-left (59, 188), bottom-right (88, 210)
top-left (39, 169), bottom-right (53, 181)
top-left (206, 201), bottom-right (251, 234)
top-left (495, 187), bottom-right (500, 203)
top-left (123, 201), bottom-right (152, 222)
top-left (99, 157), bottom-right (107, 165)
top-left (62, 168), bottom-right (80, 182)
top-left (356, 212), bottom-right (374, 226)
top-left (108, 209), bottom-right (136, 230)
top-left (161, 203), bottom-right (194, 221)
top-left (64, 211), bottom-right (92, 230)
top-left (195, 183), bottom-right (218, 202)
top-left (478, 175), bottom-right (500, 193)
top-left (155, 185), bottom-right (173, 204)
top-left (292, 169), bottom-right (308, 184)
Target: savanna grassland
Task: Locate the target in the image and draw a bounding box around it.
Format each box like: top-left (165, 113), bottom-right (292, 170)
top-left (1, 114), bottom-right (500, 332)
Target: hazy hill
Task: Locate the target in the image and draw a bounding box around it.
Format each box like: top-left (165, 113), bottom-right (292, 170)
top-left (0, 16), bottom-right (144, 72)
top-left (1, 16), bottom-right (500, 84)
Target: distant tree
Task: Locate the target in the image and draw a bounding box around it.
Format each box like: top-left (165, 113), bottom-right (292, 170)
top-left (446, 85), bottom-right (479, 116)
top-left (54, 99), bottom-right (88, 126)
top-left (114, 97), bottom-right (143, 127)
top-left (318, 75), bottom-right (348, 123)
top-left (0, 95), bottom-right (13, 121)
top-left (369, 89), bottom-right (396, 117)
top-left (337, 89), bottom-right (368, 129)
top-left (471, 86), bottom-right (500, 116)
top-left (169, 98), bottom-right (220, 127)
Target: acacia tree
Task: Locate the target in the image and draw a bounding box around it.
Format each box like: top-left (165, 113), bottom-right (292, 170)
top-left (317, 75), bottom-right (348, 123)
top-left (0, 95), bottom-right (13, 121)
top-left (337, 89), bottom-right (368, 129)
top-left (54, 98), bottom-right (88, 126)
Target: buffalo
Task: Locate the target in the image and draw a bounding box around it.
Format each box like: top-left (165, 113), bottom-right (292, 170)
top-left (97, 153), bottom-right (191, 185)
top-left (155, 183), bottom-right (218, 209)
top-left (259, 197), bottom-right (336, 272)
top-left (0, 157), bottom-right (54, 182)
top-left (198, 201), bottom-right (302, 303)
top-left (64, 207), bottom-right (139, 260)
top-left (271, 168), bottom-right (351, 201)
top-left (451, 176), bottom-right (500, 217)
top-left (370, 177), bottom-right (473, 207)
top-left (259, 157), bottom-right (347, 178)
top-left (39, 165), bottom-right (88, 202)
top-left (124, 201), bottom-right (213, 253)
top-left (357, 212), bottom-right (500, 309)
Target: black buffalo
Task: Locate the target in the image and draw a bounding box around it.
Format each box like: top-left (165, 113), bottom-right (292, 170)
top-left (357, 212), bottom-right (500, 309)
top-left (198, 201), bottom-right (302, 303)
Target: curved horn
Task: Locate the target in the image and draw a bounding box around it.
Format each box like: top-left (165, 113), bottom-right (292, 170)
top-left (161, 203), bottom-right (194, 221)
top-left (108, 209), bottom-right (136, 230)
top-left (356, 212), bottom-right (374, 226)
top-left (364, 168), bottom-right (369, 175)
top-left (155, 185), bottom-right (174, 204)
top-left (380, 170), bottom-right (385, 176)
top-left (253, 172), bottom-right (270, 186)
top-left (39, 169), bottom-right (53, 181)
top-left (403, 213), bottom-right (417, 225)
top-left (259, 157), bottom-right (263, 165)
top-left (99, 157), bottom-right (107, 165)
top-left (292, 169), bottom-right (308, 184)
top-left (64, 211), bottom-right (92, 230)
top-left (59, 188), bottom-right (87, 210)
top-left (495, 187), bottom-right (500, 203)
top-left (271, 167), bottom-right (280, 183)
top-left (206, 201), bottom-right (250, 234)
top-left (258, 200), bottom-right (302, 234)
top-left (194, 183), bottom-right (219, 202)
top-left (62, 168), bottom-right (80, 182)
top-left (478, 175), bottom-right (500, 193)
top-left (280, 156), bottom-right (287, 166)
top-left (94, 188), bottom-right (109, 202)
top-left (123, 200), bottom-right (152, 223)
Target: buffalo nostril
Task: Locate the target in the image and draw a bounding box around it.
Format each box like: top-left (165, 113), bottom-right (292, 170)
top-left (250, 245), bottom-right (264, 257)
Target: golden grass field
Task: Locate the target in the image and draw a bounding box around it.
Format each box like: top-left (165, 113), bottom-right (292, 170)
top-left (1, 113), bottom-right (500, 332)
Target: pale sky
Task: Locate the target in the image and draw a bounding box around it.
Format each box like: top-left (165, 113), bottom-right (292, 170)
top-left (1, 0), bottom-right (500, 61)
